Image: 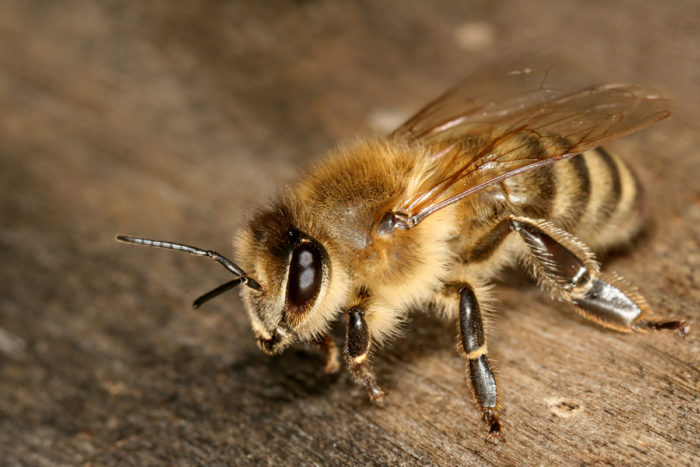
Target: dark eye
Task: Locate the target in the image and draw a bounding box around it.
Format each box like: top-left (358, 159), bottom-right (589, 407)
top-left (287, 243), bottom-right (322, 307)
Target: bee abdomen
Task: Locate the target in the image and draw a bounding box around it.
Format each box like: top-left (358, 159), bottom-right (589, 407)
top-left (552, 148), bottom-right (644, 251)
top-left (458, 147), bottom-right (644, 266)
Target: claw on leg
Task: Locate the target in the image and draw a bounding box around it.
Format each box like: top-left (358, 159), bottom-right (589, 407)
top-left (484, 409), bottom-right (504, 444)
top-left (633, 319), bottom-right (690, 338)
top-left (368, 382), bottom-right (385, 404)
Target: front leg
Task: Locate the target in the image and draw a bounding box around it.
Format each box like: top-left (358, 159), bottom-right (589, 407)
top-left (458, 284), bottom-right (503, 444)
top-left (314, 333), bottom-right (340, 374)
top-left (344, 308), bottom-right (385, 401)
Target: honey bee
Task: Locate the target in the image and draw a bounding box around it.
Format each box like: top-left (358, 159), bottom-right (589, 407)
top-left (117, 61), bottom-right (688, 443)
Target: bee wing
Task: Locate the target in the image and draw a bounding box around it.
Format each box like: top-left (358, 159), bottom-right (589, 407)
top-left (393, 61), bottom-right (573, 141)
top-left (393, 64), bottom-right (670, 226)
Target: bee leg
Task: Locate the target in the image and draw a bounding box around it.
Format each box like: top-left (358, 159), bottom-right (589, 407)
top-left (458, 284), bottom-right (503, 444)
top-left (315, 334), bottom-right (340, 374)
top-left (510, 217), bottom-right (688, 335)
top-left (344, 307), bottom-right (385, 402)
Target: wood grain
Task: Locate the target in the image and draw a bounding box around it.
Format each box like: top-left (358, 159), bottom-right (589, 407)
top-left (0, 1), bottom-right (698, 465)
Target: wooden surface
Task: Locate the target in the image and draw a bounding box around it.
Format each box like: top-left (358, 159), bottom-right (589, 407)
top-left (1, 1), bottom-right (698, 465)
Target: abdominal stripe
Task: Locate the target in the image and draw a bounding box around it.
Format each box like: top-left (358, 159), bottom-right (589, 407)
top-left (565, 155), bottom-right (591, 229)
top-left (594, 147), bottom-right (622, 225)
top-left (509, 132), bottom-right (555, 219)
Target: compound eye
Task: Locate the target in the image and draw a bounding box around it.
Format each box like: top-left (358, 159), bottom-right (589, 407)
top-left (287, 243), bottom-right (322, 308)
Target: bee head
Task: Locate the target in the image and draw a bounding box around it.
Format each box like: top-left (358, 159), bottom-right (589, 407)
top-left (117, 203), bottom-right (350, 356)
top-left (235, 206), bottom-right (349, 355)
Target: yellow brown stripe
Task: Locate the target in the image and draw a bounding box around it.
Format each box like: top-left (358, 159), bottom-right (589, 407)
top-left (467, 344), bottom-right (488, 360)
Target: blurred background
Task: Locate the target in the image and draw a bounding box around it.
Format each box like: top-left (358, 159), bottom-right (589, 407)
top-left (1, 1), bottom-right (698, 464)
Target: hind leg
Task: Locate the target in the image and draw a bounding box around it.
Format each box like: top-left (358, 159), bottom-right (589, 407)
top-left (509, 216), bottom-right (688, 335)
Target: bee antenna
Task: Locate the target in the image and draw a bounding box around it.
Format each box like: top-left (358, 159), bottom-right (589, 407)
top-left (115, 235), bottom-right (262, 292)
top-left (192, 278), bottom-right (245, 309)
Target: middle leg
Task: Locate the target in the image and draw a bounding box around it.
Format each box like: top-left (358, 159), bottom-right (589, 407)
top-left (457, 283), bottom-right (503, 443)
